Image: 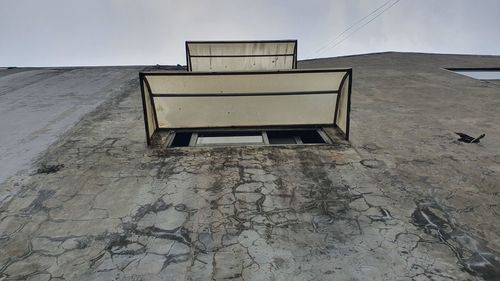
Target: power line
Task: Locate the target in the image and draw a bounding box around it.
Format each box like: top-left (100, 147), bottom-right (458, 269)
top-left (310, 0), bottom-right (403, 58)
top-left (316, 0), bottom-right (402, 56)
top-left (309, 0), bottom-right (394, 57)
top-left (320, 0), bottom-right (402, 55)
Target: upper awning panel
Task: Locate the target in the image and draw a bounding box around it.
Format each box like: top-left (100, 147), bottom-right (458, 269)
top-left (186, 40), bottom-right (297, 72)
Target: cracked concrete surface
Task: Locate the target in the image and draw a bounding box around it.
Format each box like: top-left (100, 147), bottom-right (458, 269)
top-left (0, 67), bottom-right (143, 184)
top-left (1, 53), bottom-right (500, 280)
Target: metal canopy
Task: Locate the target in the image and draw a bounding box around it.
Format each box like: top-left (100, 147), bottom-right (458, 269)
top-left (186, 40), bottom-right (297, 72)
top-left (140, 68), bottom-right (352, 145)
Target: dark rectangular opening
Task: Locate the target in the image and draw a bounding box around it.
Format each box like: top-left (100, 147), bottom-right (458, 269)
top-left (169, 128), bottom-right (328, 147)
top-left (170, 132), bottom-right (191, 147)
top-left (297, 130), bottom-right (326, 144)
top-left (267, 130), bottom-right (326, 145)
top-left (267, 131), bottom-right (297, 144)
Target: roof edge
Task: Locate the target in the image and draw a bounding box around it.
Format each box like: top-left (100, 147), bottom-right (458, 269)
top-left (300, 51), bottom-right (500, 62)
top-left (186, 40), bottom-right (297, 44)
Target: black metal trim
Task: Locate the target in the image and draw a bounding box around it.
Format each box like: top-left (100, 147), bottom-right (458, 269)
top-left (189, 54), bottom-right (294, 58)
top-left (151, 90), bottom-right (338, 97)
top-left (139, 73), bottom-right (151, 146)
top-left (293, 41), bottom-right (298, 69)
top-left (185, 41), bottom-right (192, 72)
top-left (161, 124), bottom-right (334, 132)
top-left (346, 69), bottom-right (353, 141)
top-left (140, 68), bottom-right (352, 76)
top-left (186, 40), bottom-right (297, 44)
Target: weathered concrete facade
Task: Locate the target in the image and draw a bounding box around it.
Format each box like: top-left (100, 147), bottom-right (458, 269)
top-left (0, 53), bottom-right (499, 280)
top-left (0, 66), bottom-right (143, 185)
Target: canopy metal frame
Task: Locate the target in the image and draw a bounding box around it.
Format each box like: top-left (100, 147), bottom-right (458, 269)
top-left (185, 40), bottom-right (298, 71)
top-left (139, 68), bottom-right (352, 145)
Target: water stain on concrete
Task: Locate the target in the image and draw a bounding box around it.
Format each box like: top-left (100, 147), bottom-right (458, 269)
top-left (412, 202), bottom-right (500, 280)
top-left (36, 164), bottom-right (64, 174)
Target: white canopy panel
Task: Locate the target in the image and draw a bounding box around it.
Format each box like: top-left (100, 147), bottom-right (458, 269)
top-left (186, 40), bottom-right (297, 72)
top-left (140, 69), bottom-right (352, 145)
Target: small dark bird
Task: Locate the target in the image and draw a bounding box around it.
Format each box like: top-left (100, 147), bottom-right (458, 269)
top-left (455, 132), bottom-right (485, 143)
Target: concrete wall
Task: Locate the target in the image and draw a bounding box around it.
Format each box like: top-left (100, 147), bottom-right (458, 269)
top-left (0, 53), bottom-right (499, 280)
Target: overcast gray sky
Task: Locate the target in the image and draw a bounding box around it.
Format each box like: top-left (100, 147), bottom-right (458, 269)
top-left (1, 0), bottom-right (499, 67)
